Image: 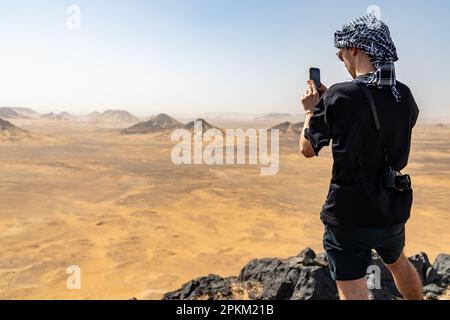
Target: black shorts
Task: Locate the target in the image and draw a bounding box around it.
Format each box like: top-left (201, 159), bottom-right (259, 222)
top-left (323, 222), bottom-right (405, 281)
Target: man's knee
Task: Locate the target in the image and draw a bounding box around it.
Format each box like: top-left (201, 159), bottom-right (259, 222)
top-left (385, 252), bottom-right (420, 281)
top-left (336, 278), bottom-right (369, 300)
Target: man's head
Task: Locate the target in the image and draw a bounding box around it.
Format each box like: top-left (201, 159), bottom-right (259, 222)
top-left (334, 14), bottom-right (402, 102)
top-left (336, 47), bottom-right (374, 79)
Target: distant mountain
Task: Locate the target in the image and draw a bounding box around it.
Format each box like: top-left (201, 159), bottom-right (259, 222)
top-left (184, 119), bottom-right (222, 133)
top-left (121, 113), bottom-right (183, 135)
top-left (0, 107), bottom-right (30, 119)
top-left (270, 121), bottom-right (304, 134)
top-left (291, 122), bottom-right (304, 133)
top-left (41, 112), bottom-right (75, 121)
top-left (60, 112), bottom-right (76, 119)
top-left (95, 110), bottom-right (140, 123)
top-left (0, 118), bottom-right (30, 139)
top-left (255, 113), bottom-right (295, 121)
top-left (9, 107), bottom-right (40, 118)
top-left (88, 111), bottom-right (101, 117)
top-left (203, 112), bottom-right (255, 121)
top-left (80, 111), bottom-right (101, 122)
top-left (143, 115), bottom-right (155, 121)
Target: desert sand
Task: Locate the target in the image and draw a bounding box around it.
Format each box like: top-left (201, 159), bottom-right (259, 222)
top-left (0, 118), bottom-right (449, 299)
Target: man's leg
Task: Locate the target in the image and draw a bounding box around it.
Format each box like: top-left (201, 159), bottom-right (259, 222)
top-left (336, 278), bottom-right (369, 300)
top-left (384, 251), bottom-right (423, 300)
top-left (323, 223), bottom-right (372, 300)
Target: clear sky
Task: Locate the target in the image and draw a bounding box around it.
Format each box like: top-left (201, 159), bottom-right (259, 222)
top-left (0, 0), bottom-right (449, 119)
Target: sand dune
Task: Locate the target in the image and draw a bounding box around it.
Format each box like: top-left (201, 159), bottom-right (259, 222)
top-left (0, 121), bottom-right (449, 299)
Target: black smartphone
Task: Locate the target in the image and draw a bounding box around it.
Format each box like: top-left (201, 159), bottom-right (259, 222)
top-left (309, 67), bottom-right (321, 90)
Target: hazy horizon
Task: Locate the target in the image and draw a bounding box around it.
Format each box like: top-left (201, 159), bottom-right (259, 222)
top-left (1, 1), bottom-right (450, 119)
top-left (2, 105), bottom-right (450, 124)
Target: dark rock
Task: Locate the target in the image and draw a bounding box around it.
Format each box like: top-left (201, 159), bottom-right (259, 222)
top-left (423, 283), bottom-right (444, 296)
top-left (433, 254), bottom-right (450, 284)
top-left (412, 254), bottom-right (443, 286)
top-left (291, 266), bottom-right (338, 300)
top-left (297, 247), bottom-right (316, 266)
top-left (238, 257), bottom-right (300, 300)
top-left (163, 274), bottom-right (236, 300)
top-left (425, 292), bottom-right (439, 300)
top-left (314, 252), bottom-right (328, 267)
top-left (161, 249), bottom-right (450, 301)
top-left (262, 267), bottom-right (300, 300)
top-left (238, 258), bottom-right (283, 283)
top-left (424, 266), bottom-right (441, 286)
top-left (408, 252), bottom-right (432, 283)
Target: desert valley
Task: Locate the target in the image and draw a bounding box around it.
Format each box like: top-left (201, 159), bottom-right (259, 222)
top-left (0, 107), bottom-right (449, 299)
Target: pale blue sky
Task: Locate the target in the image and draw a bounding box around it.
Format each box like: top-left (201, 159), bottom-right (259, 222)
top-left (0, 0), bottom-right (449, 119)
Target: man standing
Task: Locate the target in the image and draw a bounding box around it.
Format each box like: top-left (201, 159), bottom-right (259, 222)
top-left (299, 15), bottom-right (422, 300)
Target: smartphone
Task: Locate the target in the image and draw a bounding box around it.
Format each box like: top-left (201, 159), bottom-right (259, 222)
top-left (309, 67), bottom-right (321, 90)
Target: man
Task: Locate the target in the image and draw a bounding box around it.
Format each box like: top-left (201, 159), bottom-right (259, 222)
top-left (299, 14), bottom-right (422, 300)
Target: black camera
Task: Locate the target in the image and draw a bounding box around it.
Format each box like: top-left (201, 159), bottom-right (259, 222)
top-left (384, 167), bottom-right (412, 192)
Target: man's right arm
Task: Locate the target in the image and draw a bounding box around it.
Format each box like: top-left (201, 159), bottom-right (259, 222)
top-left (300, 112), bottom-right (315, 158)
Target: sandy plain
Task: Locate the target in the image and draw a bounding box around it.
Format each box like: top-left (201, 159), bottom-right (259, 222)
top-left (0, 119), bottom-right (449, 299)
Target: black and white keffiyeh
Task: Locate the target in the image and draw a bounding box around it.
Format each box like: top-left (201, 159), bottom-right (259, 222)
top-left (334, 14), bottom-right (401, 102)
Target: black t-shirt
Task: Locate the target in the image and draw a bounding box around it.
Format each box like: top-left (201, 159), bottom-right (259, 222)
top-left (304, 76), bottom-right (419, 227)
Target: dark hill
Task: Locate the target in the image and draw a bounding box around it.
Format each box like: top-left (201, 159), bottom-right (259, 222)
top-left (121, 113), bottom-right (183, 135)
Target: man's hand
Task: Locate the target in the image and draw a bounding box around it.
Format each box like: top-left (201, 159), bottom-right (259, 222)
top-left (301, 80), bottom-right (327, 114)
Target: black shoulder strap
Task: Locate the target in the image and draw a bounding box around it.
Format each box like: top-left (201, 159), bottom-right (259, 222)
top-left (359, 85), bottom-right (381, 131)
top-left (357, 83), bottom-right (390, 165)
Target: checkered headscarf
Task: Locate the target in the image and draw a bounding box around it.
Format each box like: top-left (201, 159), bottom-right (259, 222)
top-left (334, 14), bottom-right (401, 102)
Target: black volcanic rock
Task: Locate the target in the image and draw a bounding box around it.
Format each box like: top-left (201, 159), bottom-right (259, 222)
top-left (162, 248), bottom-right (450, 300)
top-left (433, 254), bottom-right (450, 285)
top-left (122, 113), bottom-right (183, 134)
top-left (407, 252), bottom-right (441, 286)
top-left (313, 252), bottom-right (328, 267)
top-left (297, 247), bottom-right (316, 266)
top-left (423, 283), bottom-right (445, 300)
top-left (238, 257), bottom-right (299, 300)
top-left (163, 274), bottom-right (237, 300)
top-left (291, 266), bottom-right (338, 300)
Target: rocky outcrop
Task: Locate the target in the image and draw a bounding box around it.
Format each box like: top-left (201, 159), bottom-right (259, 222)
top-left (0, 107), bottom-right (31, 119)
top-left (40, 112), bottom-right (76, 121)
top-left (0, 107), bottom-right (40, 119)
top-left (94, 110), bottom-right (140, 124)
top-left (0, 118), bottom-right (31, 140)
top-left (163, 248), bottom-right (450, 300)
top-left (121, 113), bottom-right (183, 135)
top-left (270, 122), bottom-right (304, 135)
